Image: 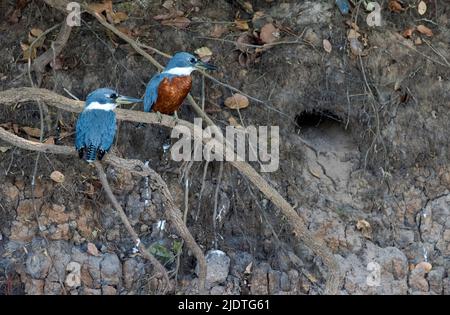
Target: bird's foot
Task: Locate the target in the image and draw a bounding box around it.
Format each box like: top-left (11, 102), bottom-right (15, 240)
top-left (172, 111), bottom-right (179, 123)
top-left (156, 111), bottom-right (163, 124)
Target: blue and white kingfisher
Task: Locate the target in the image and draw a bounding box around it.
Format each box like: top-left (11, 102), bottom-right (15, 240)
top-left (144, 52), bottom-right (216, 116)
top-left (75, 88), bottom-right (142, 162)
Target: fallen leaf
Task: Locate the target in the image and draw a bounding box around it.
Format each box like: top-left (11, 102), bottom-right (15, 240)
top-left (260, 23), bottom-right (279, 44)
top-left (87, 242), bottom-right (100, 256)
top-left (28, 28), bottom-right (46, 50)
top-left (388, 0), bottom-right (405, 13)
top-left (88, 0), bottom-right (113, 15)
top-left (224, 94), bottom-right (249, 109)
top-left (349, 38), bottom-right (364, 56)
top-left (415, 261), bottom-right (432, 273)
top-left (309, 166), bottom-right (322, 178)
top-left (50, 170), bottom-right (65, 183)
top-left (414, 37), bottom-right (423, 45)
top-left (347, 29), bottom-right (360, 39)
top-left (116, 26), bottom-right (134, 37)
top-left (417, 24), bottom-right (433, 36)
top-left (418, 1), bottom-right (427, 15)
top-left (236, 33), bottom-right (255, 53)
top-left (161, 16), bottom-right (191, 29)
top-left (234, 19), bottom-right (249, 31)
top-left (402, 27), bottom-right (415, 38)
top-left (0, 146), bottom-right (11, 153)
top-left (194, 46), bottom-right (213, 58)
top-left (210, 25), bottom-right (227, 38)
top-left (20, 42), bottom-right (37, 61)
top-left (44, 137), bottom-right (55, 145)
top-left (227, 116), bottom-right (242, 128)
top-left (30, 28), bottom-right (43, 38)
top-left (356, 219), bottom-right (372, 239)
top-left (323, 39), bottom-right (332, 53)
top-left (22, 126), bottom-right (41, 137)
top-left (113, 11), bottom-right (128, 24)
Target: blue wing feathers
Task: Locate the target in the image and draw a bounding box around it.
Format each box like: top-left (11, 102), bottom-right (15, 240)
top-left (75, 110), bottom-right (116, 155)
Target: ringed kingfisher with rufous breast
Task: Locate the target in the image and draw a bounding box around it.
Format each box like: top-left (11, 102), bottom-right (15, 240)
top-left (75, 88), bottom-right (142, 163)
top-left (143, 52), bottom-right (217, 117)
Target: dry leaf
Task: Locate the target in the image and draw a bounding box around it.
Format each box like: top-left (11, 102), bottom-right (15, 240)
top-left (309, 166), bottom-right (321, 179)
top-left (21, 43), bottom-right (37, 61)
top-left (161, 16), bottom-right (191, 29)
top-left (323, 39), bottom-right (332, 53)
top-left (356, 219), bottom-right (372, 239)
top-left (417, 24), bottom-right (433, 37)
top-left (87, 242), bottom-right (100, 256)
top-left (402, 27), bottom-right (415, 38)
top-left (227, 116), bottom-right (242, 128)
top-left (30, 28), bottom-right (43, 37)
top-left (349, 38), bottom-right (364, 56)
top-left (235, 19), bottom-right (249, 31)
top-left (194, 46), bottom-right (213, 58)
top-left (210, 25), bottom-right (227, 38)
top-left (418, 1), bottom-right (427, 15)
top-left (260, 23), bottom-right (279, 44)
top-left (22, 126), bottom-right (41, 137)
top-left (414, 37), bottom-right (423, 45)
top-left (44, 137), bottom-right (55, 145)
top-left (388, 0), bottom-right (404, 13)
top-left (50, 170), bottom-right (65, 183)
top-left (415, 261), bottom-right (432, 273)
top-left (224, 94), bottom-right (249, 109)
top-left (113, 11), bottom-right (128, 24)
top-left (88, 0), bottom-right (113, 15)
top-left (347, 29), bottom-right (360, 39)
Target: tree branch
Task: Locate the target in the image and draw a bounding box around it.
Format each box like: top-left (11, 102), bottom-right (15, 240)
top-left (94, 161), bottom-right (171, 292)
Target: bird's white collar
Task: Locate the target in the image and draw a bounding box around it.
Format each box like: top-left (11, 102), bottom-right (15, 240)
top-left (85, 102), bottom-right (116, 111)
top-left (163, 66), bottom-right (196, 76)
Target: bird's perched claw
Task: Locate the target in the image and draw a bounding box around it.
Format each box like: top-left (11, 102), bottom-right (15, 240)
top-left (156, 111), bottom-right (163, 124)
top-left (172, 111), bottom-right (179, 123)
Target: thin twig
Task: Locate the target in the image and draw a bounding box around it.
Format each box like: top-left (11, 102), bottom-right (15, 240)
top-left (94, 161), bottom-right (171, 292)
top-left (212, 161), bottom-right (224, 249)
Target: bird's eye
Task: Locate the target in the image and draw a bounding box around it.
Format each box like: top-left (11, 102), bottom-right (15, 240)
top-left (189, 57), bottom-right (196, 64)
top-left (110, 93), bottom-right (118, 99)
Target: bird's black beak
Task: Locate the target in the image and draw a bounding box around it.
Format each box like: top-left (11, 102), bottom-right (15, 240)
top-left (195, 60), bottom-right (217, 71)
top-left (115, 95), bottom-right (143, 105)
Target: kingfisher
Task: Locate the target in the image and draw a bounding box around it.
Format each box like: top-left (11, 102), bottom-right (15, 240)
top-left (144, 52), bottom-right (216, 116)
top-left (75, 88), bottom-right (142, 162)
